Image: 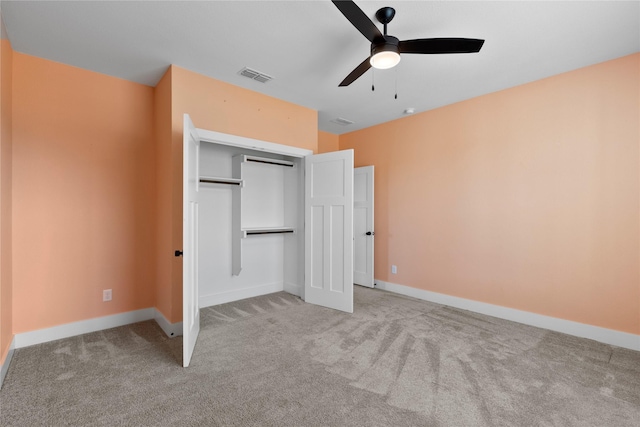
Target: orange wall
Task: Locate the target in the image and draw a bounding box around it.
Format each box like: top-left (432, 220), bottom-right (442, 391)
top-left (153, 67), bottom-right (173, 321)
top-left (156, 65), bottom-right (318, 322)
top-left (171, 66), bottom-right (317, 153)
top-left (6, 42), bottom-right (635, 343)
top-left (12, 53), bottom-right (157, 333)
top-left (318, 130), bottom-right (339, 153)
top-left (0, 37), bottom-right (13, 365)
top-left (340, 53), bottom-right (640, 334)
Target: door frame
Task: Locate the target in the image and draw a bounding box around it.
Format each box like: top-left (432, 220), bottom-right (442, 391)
top-left (197, 129), bottom-right (312, 158)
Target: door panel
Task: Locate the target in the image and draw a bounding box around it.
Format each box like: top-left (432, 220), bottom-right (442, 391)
top-left (330, 205), bottom-right (345, 293)
top-left (310, 205), bottom-right (324, 289)
top-left (183, 114), bottom-right (200, 367)
top-left (305, 150), bottom-right (354, 313)
top-left (354, 207), bottom-right (368, 282)
top-left (353, 166), bottom-right (374, 288)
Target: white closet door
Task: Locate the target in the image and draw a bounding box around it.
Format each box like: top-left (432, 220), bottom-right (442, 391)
top-left (354, 166), bottom-right (374, 288)
top-left (305, 150), bottom-right (354, 313)
top-left (183, 114), bottom-right (200, 367)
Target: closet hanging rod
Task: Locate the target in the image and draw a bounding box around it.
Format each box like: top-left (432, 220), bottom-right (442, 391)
top-left (244, 155), bottom-right (294, 168)
top-left (245, 229), bottom-right (295, 236)
top-left (199, 177), bottom-right (242, 186)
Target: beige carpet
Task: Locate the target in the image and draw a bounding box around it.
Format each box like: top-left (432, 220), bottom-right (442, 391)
top-left (1, 286), bottom-right (639, 426)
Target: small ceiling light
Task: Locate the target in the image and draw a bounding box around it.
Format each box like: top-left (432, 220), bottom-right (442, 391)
top-left (370, 51), bottom-right (401, 69)
top-left (370, 36), bottom-right (401, 70)
top-left (403, 108), bottom-right (415, 115)
top-left (330, 117), bottom-right (354, 126)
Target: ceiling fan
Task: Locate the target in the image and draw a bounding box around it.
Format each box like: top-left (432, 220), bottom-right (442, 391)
top-left (331, 0), bottom-right (485, 86)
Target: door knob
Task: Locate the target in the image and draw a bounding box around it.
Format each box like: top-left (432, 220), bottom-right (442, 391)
top-left (175, 250), bottom-right (183, 257)
top-left (366, 231), bottom-right (375, 236)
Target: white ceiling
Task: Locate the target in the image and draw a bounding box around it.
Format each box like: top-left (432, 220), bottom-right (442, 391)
top-left (1, 1), bottom-right (638, 134)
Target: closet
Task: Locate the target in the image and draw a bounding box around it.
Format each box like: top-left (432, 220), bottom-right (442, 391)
top-left (182, 114), bottom-right (354, 367)
top-left (198, 144), bottom-right (305, 307)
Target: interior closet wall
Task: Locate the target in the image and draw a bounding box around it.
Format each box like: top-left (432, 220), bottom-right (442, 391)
top-left (198, 143), bottom-right (303, 307)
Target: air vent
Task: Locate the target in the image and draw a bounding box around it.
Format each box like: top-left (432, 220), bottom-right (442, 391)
top-left (239, 67), bottom-right (273, 83)
top-left (330, 117), bottom-right (354, 126)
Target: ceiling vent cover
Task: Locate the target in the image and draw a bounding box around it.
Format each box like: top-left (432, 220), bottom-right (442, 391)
top-left (330, 117), bottom-right (354, 126)
top-left (239, 67), bottom-right (273, 83)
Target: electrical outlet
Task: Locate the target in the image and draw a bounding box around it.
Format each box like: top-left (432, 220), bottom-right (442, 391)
top-left (391, 265), bottom-right (397, 274)
top-left (103, 289), bottom-right (112, 302)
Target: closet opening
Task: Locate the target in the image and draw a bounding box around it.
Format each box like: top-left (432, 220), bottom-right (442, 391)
top-left (198, 143), bottom-right (306, 308)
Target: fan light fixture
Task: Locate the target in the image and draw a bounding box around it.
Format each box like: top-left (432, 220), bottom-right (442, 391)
top-left (370, 35), bottom-right (401, 70)
top-left (370, 51), bottom-right (400, 69)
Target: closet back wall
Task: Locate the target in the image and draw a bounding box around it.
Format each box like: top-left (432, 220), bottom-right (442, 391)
top-left (12, 53), bottom-right (157, 333)
top-left (198, 144), bottom-right (301, 306)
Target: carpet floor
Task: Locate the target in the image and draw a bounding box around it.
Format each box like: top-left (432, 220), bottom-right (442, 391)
top-left (1, 286), bottom-right (639, 426)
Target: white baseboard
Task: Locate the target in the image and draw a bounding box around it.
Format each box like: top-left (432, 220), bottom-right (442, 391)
top-left (14, 308), bottom-right (156, 349)
top-left (155, 309), bottom-right (183, 337)
top-left (199, 282), bottom-right (284, 308)
top-left (375, 280), bottom-right (640, 352)
top-left (0, 336), bottom-right (15, 389)
top-left (283, 281), bottom-right (301, 297)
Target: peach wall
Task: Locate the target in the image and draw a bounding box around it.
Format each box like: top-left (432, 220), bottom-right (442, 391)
top-left (0, 37), bottom-right (13, 365)
top-left (12, 53), bottom-right (157, 333)
top-left (171, 66), bottom-right (317, 153)
top-left (340, 53), bottom-right (640, 334)
top-left (158, 65), bottom-right (318, 322)
top-left (318, 130), bottom-right (339, 153)
top-left (153, 67), bottom-right (173, 321)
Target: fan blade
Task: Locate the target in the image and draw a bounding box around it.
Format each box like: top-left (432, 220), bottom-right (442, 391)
top-left (339, 57), bottom-right (372, 86)
top-left (399, 38), bottom-right (485, 54)
top-left (332, 0), bottom-right (383, 43)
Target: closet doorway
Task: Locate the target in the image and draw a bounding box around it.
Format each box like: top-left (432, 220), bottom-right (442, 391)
top-left (182, 114), bottom-right (354, 367)
top-left (354, 166), bottom-right (374, 288)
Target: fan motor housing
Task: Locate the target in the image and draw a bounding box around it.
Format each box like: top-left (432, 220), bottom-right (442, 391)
top-left (371, 35), bottom-right (400, 57)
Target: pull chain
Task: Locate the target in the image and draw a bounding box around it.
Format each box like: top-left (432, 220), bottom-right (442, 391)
top-left (372, 68), bottom-right (375, 92)
top-left (394, 66), bottom-right (398, 99)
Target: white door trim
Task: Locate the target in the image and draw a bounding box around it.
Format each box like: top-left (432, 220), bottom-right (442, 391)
top-left (196, 128), bottom-right (312, 158)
